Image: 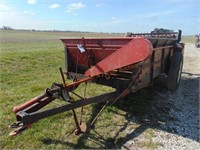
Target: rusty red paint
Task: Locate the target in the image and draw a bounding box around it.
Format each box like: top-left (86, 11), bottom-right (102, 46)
top-left (85, 38), bottom-right (153, 77)
top-left (12, 93), bottom-right (48, 113)
top-left (60, 38), bottom-right (135, 70)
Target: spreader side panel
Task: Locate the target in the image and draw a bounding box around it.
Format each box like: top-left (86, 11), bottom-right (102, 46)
top-left (85, 38), bottom-right (153, 77)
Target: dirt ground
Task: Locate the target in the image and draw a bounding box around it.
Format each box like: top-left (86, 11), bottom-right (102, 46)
top-left (121, 43), bottom-right (200, 149)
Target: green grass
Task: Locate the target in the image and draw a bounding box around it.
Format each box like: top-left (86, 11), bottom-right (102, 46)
top-left (0, 30), bottom-right (194, 149)
top-left (0, 30), bottom-right (133, 149)
top-left (181, 36), bottom-right (196, 43)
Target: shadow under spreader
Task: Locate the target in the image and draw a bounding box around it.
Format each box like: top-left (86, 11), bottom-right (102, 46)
top-left (42, 73), bottom-right (199, 149)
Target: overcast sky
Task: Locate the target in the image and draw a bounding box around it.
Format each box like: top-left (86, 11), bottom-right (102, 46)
top-left (1, 0), bottom-right (199, 35)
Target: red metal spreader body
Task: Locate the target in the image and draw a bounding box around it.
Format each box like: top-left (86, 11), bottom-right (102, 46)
top-left (61, 37), bottom-right (152, 77)
top-left (61, 31), bottom-right (183, 92)
top-left (9, 30), bottom-right (184, 136)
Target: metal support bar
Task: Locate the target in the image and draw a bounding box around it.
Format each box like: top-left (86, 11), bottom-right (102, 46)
top-left (90, 101), bottom-right (109, 127)
top-left (59, 67), bottom-right (82, 132)
top-left (150, 51), bottom-right (155, 81)
top-left (13, 93), bottom-right (48, 114)
top-left (17, 91), bottom-right (118, 125)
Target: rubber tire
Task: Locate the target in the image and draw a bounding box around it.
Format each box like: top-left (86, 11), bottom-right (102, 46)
top-left (167, 51), bottom-right (183, 91)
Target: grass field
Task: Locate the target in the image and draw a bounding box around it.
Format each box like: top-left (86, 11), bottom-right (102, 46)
top-left (0, 30), bottom-right (129, 149)
top-left (0, 30), bottom-right (196, 149)
top-left (181, 36), bottom-right (196, 44)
